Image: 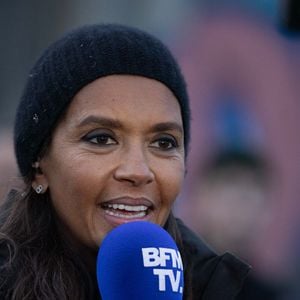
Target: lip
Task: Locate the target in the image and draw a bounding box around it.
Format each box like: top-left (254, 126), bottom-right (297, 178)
top-left (99, 196), bottom-right (154, 227)
top-left (101, 196), bottom-right (153, 207)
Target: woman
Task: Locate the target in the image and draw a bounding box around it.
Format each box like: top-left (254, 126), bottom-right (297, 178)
top-left (0, 24), bottom-right (249, 299)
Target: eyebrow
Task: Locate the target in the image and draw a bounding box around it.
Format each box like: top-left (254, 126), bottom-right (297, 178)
top-left (77, 115), bottom-right (183, 133)
top-left (77, 116), bottom-right (122, 129)
top-left (151, 122), bottom-right (183, 134)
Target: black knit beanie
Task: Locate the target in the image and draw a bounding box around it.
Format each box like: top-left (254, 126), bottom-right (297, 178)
top-left (14, 23), bottom-right (190, 178)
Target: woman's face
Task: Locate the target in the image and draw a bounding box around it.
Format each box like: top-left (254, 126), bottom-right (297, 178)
top-left (36, 75), bottom-right (185, 250)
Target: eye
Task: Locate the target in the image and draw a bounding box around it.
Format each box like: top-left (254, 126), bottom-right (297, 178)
top-left (150, 136), bottom-right (178, 150)
top-left (83, 132), bottom-right (117, 146)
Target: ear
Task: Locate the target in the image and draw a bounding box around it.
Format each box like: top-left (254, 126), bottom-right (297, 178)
top-left (31, 161), bottom-right (49, 194)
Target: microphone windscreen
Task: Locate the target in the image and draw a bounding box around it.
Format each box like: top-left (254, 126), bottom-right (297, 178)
top-left (97, 221), bottom-right (184, 300)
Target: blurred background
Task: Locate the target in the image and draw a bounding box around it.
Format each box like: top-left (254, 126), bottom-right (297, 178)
top-left (1, 0), bottom-right (300, 298)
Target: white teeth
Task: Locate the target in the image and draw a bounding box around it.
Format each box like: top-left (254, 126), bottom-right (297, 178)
top-left (104, 203), bottom-right (149, 219)
top-left (105, 210), bottom-right (147, 219)
top-left (108, 204), bottom-right (148, 212)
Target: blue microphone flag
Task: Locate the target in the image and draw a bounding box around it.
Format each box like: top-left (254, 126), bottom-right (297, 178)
top-left (97, 221), bottom-right (184, 299)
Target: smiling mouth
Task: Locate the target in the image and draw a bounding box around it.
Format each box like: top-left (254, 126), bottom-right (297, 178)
top-left (101, 203), bottom-right (151, 219)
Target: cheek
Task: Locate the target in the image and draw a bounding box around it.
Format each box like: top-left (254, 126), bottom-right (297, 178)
top-left (159, 161), bottom-right (185, 205)
top-left (50, 172), bottom-right (91, 221)
top-left (53, 164), bottom-right (104, 208)
top-left (47, 162), bottom-right (105, 247)
top-left (45, 154), bottom-right (103, 220)
top-left (155, 162), bottom-right (185, 227)
top-left (46, 149), bottom-right (102, 192)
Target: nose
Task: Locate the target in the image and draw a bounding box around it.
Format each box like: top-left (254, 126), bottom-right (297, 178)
top-left (113, 147), bottom-right (155, 186)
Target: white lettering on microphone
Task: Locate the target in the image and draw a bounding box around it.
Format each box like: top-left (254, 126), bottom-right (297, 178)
top-left (142, 247), bottom-right (183, 293)
top-left (153, 269), bottom-right (181, 292)
top-left (142, 247), bottom-right (183, 269)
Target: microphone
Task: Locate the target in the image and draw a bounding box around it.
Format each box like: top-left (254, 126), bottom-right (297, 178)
top-left (96, 221), bottom-right (184, 299)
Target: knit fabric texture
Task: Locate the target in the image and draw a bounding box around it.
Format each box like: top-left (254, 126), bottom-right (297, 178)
top-left (14, 23), bottom-right (190, 177)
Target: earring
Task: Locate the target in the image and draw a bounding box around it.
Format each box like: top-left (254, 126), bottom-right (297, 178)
top-left (32, 161), bottom-right (42, 174)
top-left (32, 161), bottom-right (39, 169)
top-left (35, 185), bottom-right (44, 194)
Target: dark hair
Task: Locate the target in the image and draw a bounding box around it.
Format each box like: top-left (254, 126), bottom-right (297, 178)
top-left (0, 188), bottom-right (94, 299)
top-left (0, 186), bottom-right (192, 299)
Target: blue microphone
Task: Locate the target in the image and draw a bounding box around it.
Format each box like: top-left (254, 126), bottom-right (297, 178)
top-left (97, 221), bottom-right (184, 299)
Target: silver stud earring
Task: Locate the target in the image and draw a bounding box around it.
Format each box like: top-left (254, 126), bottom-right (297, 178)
top-left (35, 185), bottom-right (44, 194)
top-left (32, 161), bottom-right (39, 169)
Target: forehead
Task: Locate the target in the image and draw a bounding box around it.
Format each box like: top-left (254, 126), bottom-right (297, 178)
top-left (63, 75), bottom-right (182, 126)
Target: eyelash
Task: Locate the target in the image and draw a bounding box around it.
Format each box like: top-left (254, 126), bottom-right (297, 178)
top-left (83, 132), bottom-right (117, 146)
top-left (150, 136), bottom-right (178, 151)
top-left (83, 132), bottom-right (178, 150)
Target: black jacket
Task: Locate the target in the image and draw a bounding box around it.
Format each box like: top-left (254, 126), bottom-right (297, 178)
top-left (0, 219), bottom-right (250, 299)
top-left (177, 219), bottom-right (250, 299)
